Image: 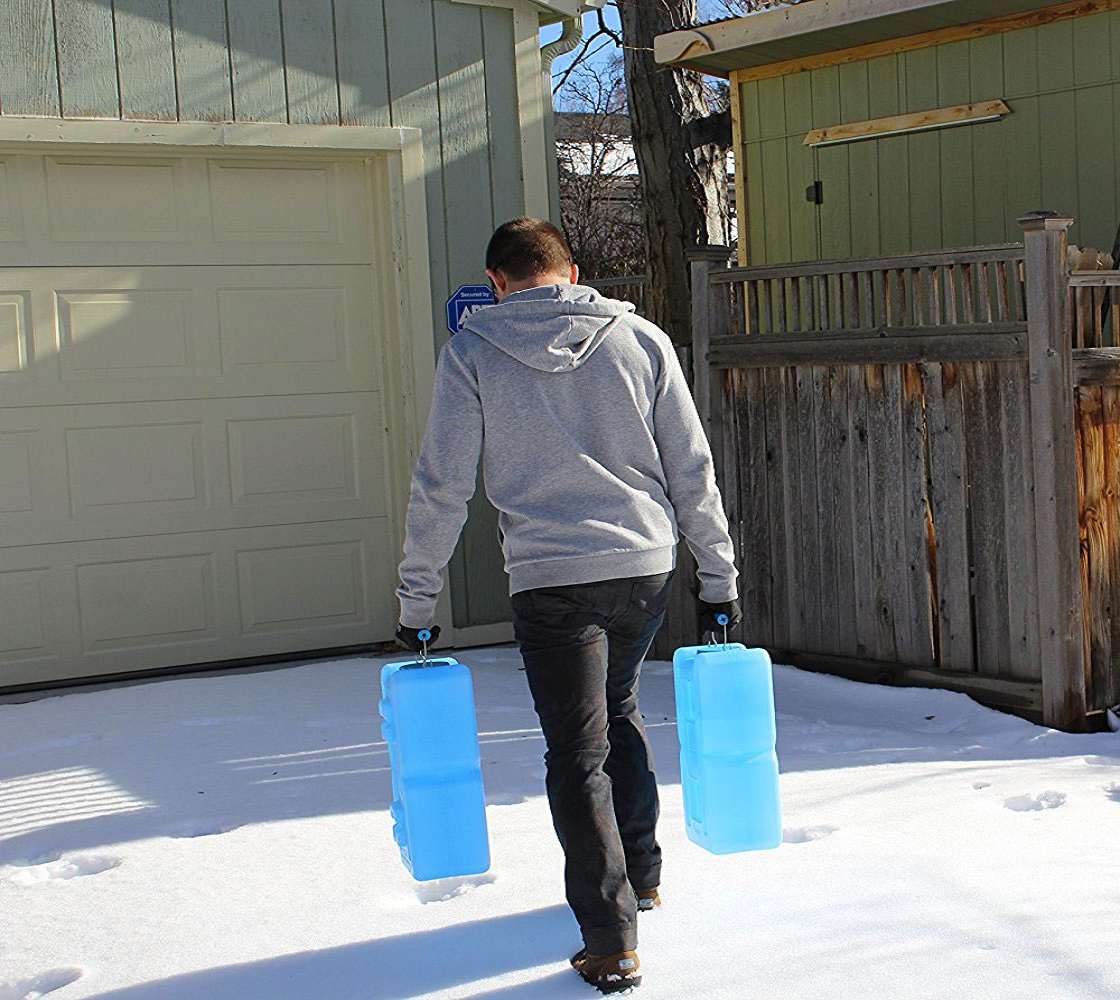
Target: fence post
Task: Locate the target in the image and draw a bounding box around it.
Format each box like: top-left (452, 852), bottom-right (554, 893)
top-left (687, 245), bottom-right (734, 456)
top-left (1019, 211), bottom-right (1088, 730)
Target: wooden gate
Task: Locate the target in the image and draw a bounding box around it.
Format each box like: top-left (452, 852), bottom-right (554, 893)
top-left (687, 214), bottom-right (1114, 730)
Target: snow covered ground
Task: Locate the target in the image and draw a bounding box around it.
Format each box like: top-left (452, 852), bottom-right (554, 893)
top-left (2, 646), bottom-right (1119, 1000)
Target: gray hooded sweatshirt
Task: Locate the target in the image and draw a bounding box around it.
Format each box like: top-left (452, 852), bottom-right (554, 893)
top-left (397, 283), bottom-right (738, 628)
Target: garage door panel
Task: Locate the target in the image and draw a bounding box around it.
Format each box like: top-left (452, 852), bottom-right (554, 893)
top-left (2, 393), bottom-right (387, 547)
top-left (0, 519), bottom-right (394, 686)
top-left (0, 152), bottom-right (374, 267)
top-left (0, 266), bottom-right (378, 406)
top-left (1, 146), bottom-right (401, 688)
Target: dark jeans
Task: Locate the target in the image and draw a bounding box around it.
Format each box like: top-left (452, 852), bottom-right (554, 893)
top-left (511, 572), bottom-right (672, 956)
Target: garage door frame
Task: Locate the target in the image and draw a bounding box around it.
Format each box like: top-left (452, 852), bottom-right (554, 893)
top-left (0, 117), bottom-right (503, 684)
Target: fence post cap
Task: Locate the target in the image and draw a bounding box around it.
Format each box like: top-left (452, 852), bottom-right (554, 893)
top-left (1018, 211), bottom-right (1074, 232)
top-left (685, 245), bottom-right (734, 264)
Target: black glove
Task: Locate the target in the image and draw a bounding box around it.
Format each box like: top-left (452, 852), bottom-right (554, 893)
top-left (699, 600), bottom-right (742, 637)
top-left (395, 623), bottom-right (441, 653)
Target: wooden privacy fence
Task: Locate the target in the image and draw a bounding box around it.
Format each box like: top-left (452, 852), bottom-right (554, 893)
top-left (687, 214), bottom-right (1119, 730)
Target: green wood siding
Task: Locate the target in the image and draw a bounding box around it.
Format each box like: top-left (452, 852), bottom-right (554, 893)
top-left (0, 0), bottom-right (528, 629)
top-left (738, 10), bottom-right (1120, 263)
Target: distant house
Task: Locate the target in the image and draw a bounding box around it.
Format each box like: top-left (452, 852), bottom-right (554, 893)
top-left (0, 0), bottom-right (603, 691)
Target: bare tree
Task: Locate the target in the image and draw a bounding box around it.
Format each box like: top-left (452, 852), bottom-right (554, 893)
top-left (616, 0), bottom-right (731, 346)
top-left (556, 60), bottom-right (645, 281)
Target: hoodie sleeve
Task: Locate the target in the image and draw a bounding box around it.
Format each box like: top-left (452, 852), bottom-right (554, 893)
top-left (652, 341), bottom-right (739, 604)
top-left (396, 340), bottom-right (483, 628)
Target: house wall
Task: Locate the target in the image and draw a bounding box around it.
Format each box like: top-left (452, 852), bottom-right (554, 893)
top-left (0, 0), bottom-right (530, 631)
top-left (737, 8), bottom-right (1120, 263)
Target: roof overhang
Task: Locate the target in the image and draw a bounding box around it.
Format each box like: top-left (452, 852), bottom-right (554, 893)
top-left (655, 0), bottom-right (1070, 76)
top-left (534, 0), bottom-right (606, 25)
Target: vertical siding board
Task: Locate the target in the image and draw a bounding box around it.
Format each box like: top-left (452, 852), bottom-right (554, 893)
top-left (741, 79), bottom-right (762, 142)
top-left (115, 0), bottom-right (178, 121)
top-left (481, 6), bottom-right (523, 224)
top-left (1003, 95), bottom-right (1042, 240)
top-left (745, 141), bottom-right (767, 264)
top-left (335, 0), bottom-right (390, 126)
top-left (813, 65), bottom-right (848, 260)
top-left (832, 367), bottom-right (857, 655)
top-left (281, 0), bottom-right (340, 125)
top-left (842, 61), bottom-right (878, 259)
top-left (1073, 12), bottom-right (1112, 87)
top-left (1076, 86), bottom-right (1116, 252)
top-left (1103, 387), bottom-right (1120, 708)
top-left (905, 47), bottom-right (940, 253)
top-left (228, 0), bottom-right (287, 122)
top-left (757, 75), bottom-right (786, 139)
top-left (170, 0), bottom-right (233, 122)
top-left (784, 71), bottom-right (816, 262)
top-left (1003, 23), bottom-right (1039, 98)
top-left (924, 361), bottom-right (974, 672)
top-left (868, 56), bottom-right (909, 256)
top-left (781, 367), bottom-right (805, 649)
top-left (55, 0), bottom-right (120, 117)
top-left (0, 0), bottom-right (61, 116)
top-left (1040, 91), bottom-right (1078, 240)
top-left (760, 138), bottom-right (792, 263)
top-left (938, 40), bottom-right (973, 249)
top-left (1037, 18), bottom-right (1076, 91)
top-left (970, 36), bottom-right (1006, 246)
top-left (814, 367), bottom-right (842, 652)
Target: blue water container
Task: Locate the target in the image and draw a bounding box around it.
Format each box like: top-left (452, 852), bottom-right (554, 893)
top-left (379, 651), bottom-right (490, 881)
top-left (673, 640), bottom-right (782, 854)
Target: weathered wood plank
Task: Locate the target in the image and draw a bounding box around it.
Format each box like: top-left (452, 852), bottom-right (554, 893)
top-left (864, 364), bottom-right (901, 662)
top-left (1002, 361), bottom-right (1043, 681)
top-left (115, 0), bottom-right (178, 120)
top-left (171, 0), bottom-right (233, 122)
top-left (1075, 346), bottom-right (1120, 384)
top-left (739, 368), bottom-right (773, 646)
top-left (0, 0), bottom-right (61, 116)
top-left (782, 366), bottom-right (806, 649)
top-left (966, 361), bottom-right (1012, 677)
top-left (709, 326), bottom-right (1028, 368)
top-left (814, 367), bottom-right (840, 653)
top-left (282, 0), bottom-right (340, 125)
top-left (796, 365), bottom-right (822, 651)
top-left (847, 365), bottom-right (876, 658)
top-left (228, 0), bottom-right (287, 122)
top-left (923, 362), bottom-right (974, 672)
top-left (901, 363), bottom-right (936, 666)
top-left (335, 0), bottom-right (391, 126)
top-left (55, 0), bottom-right (119, 117)
top-left (829, 367), bottom-right (857, 655)
top-left (1103, 386), bottom-right (1120, 708)
top-left (1076, 385), bottom-right (1112, 702)
top-left (763, 367), bottom-right (791, 649)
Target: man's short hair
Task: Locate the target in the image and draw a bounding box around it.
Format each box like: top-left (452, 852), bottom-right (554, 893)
top-left (485, 218), bottom-right (574, 282)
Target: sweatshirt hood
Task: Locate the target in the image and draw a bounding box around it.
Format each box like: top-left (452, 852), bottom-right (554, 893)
top-left (461, 283), bottom-right (635, 372)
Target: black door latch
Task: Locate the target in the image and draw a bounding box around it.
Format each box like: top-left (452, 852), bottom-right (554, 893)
top-left (806, 180), bottom-right (824, 205)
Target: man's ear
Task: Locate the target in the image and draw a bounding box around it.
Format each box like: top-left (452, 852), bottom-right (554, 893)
top-left (569, 263), bottom-right (579, 285)
top-left (485, 268), bottom-right (508, 300)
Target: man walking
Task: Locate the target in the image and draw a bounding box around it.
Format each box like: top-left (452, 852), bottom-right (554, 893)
top-left (396, 219), bottom-right (740, 993)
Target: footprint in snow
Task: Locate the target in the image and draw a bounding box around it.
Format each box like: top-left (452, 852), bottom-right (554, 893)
top-left (782, 825), bottom-right (837, 844)
top-left (486, 792), bottom-right (526, 806)
top-left (1003, 791), bottom-right (1066, 812)
top-left (1104, 783), bottom-right (1120, 803)
top-left (0, 966), bottom-right (83, 1000)
top-left (4, 854), bottom-right (120, 886)
top-left (972, 782), bottom-right (992, 790)
top-left (163, 820), bottom-right (242, 838)
top-left (415, 874), bottom-right (497, 904)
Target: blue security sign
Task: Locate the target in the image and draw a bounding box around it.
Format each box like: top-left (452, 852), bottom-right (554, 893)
top-left (446, 284), bottom-right (496, 335)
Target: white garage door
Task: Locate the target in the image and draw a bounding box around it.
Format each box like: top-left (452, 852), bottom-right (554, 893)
top-left (0, 148), bottom-right (401, 687)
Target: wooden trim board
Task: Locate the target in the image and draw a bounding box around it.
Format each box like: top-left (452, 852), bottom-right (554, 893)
top-left (804, 100), bottom-right (1011, 147)
top-left (733, 0), bottom-right (1120, 83)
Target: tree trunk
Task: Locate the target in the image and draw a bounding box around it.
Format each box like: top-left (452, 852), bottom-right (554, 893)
top-left (619, 0), bottom-right (730, 346)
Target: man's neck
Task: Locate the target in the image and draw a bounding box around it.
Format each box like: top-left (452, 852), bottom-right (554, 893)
top-left (504, 274), bottom-right (572, 295)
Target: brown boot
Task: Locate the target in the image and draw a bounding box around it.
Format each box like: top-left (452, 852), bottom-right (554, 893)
top-left (636, 887), bottom-right (661, 912)
top-left (570, 949), bottom-right (642, 993)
